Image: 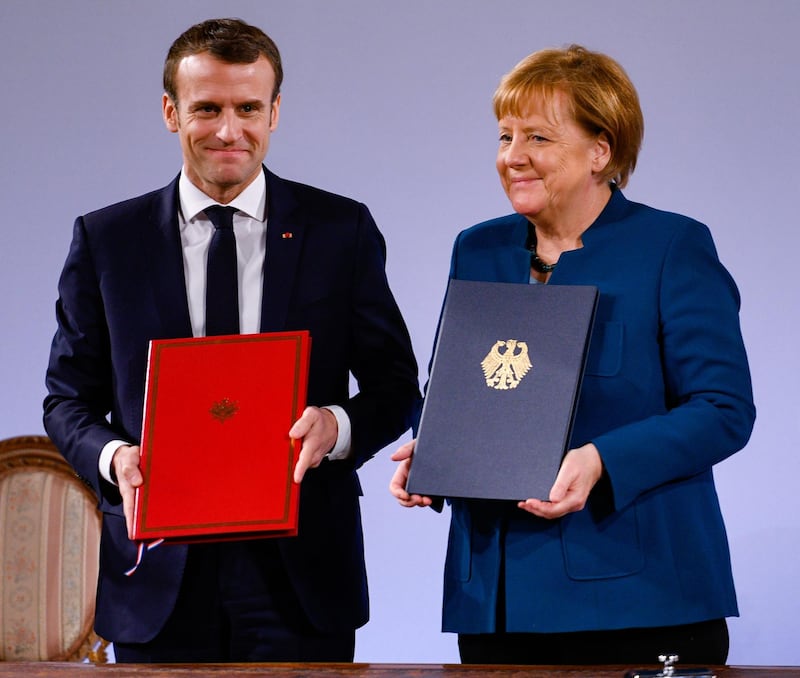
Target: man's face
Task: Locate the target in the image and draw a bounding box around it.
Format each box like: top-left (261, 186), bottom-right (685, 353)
top-left (162, 52), bottom-right (280, 203)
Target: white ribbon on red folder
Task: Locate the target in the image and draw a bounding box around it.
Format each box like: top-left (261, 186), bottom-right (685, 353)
top-left (124, 539), bottom-right (165, 576)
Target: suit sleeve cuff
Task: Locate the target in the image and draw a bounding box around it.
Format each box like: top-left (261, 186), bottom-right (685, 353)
top-left (99, 439), bottom-right (130, 485)
top-left (324, 405), bottom-right (352, 460)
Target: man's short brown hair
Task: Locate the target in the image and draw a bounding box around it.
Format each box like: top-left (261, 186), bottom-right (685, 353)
top-left (164, 18), bottom-right (283, 106)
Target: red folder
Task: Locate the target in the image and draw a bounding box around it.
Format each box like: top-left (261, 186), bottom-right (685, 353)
top-left (132, 331), bottom-right (310, 542)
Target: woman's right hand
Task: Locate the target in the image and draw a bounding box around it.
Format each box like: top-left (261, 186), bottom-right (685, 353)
top-left (389, 439), bottom-right (433, 507)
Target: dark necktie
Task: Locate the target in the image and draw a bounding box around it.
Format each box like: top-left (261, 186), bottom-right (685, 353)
top-left (205, 205), bottom-right (240, 336)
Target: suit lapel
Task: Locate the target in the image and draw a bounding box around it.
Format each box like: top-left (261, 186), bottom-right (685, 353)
top-left (260, 169), bottom-right (304, 332)
top-left (146, 175), bottom-right (193, 338)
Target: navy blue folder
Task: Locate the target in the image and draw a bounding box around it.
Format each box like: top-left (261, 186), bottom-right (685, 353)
top-left (407, 279), bottom-right (598, 501)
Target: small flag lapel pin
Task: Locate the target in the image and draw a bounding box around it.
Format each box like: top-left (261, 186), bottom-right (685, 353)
top-left (281, 231), bottom-right (293, 239)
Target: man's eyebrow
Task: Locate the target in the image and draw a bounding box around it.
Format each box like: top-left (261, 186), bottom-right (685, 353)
top-left (237, 99), bottom-right (266, 108)
top-left (188, 100), bottom-right (219, 109)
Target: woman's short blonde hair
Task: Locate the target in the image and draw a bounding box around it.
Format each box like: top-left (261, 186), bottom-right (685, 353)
top-left (493, 45), bottom-right (643, 188)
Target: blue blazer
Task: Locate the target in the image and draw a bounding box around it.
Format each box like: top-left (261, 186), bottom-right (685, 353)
top-left (44, 168), bottom-right (419, 643)
top-left (439, 189), bottom-right (755, 633)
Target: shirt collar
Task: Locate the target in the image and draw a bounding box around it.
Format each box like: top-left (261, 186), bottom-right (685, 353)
top-left (178, 169), bottom-right (267, 222)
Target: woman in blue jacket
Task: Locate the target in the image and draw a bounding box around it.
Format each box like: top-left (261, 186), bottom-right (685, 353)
top-left (390, 45), bottom-right (755, 665)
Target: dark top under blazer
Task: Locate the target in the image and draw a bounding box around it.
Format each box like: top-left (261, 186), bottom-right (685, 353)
top-left (438, 188), bottom-right (755, 634)
top-left (43, 168), bottom-right (420, 643)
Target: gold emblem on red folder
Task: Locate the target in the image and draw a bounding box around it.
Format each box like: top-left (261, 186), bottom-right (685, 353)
top-left (481, 340), bottom-right (531, 390)
top-left (210, 397), bottom-right (239, 422)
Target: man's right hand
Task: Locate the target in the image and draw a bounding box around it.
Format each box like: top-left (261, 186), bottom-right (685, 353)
top-left (112, 444), bottom-right (144, 539)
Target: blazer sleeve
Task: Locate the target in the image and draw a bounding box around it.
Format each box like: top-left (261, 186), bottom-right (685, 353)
top-left (43, 216), bottom-right (120, 505)
top-left (593, 220), bottom-right (756, 511)
top-left (339, 203), bottom-right (421, 467)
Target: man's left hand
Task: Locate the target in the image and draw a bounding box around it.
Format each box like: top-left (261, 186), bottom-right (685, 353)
top-left (290, 406), bottom-right (339, 483)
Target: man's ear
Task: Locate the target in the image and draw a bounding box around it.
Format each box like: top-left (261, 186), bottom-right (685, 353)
top-left (269, 93), bottom-right (281, 132)
top-left (162, 93), bottom-right (179, 133)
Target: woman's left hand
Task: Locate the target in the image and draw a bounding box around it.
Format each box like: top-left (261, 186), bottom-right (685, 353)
top-left (389, 439), bottom-right (434, 507)
top-left (518, 443), bottom-right (603, 519)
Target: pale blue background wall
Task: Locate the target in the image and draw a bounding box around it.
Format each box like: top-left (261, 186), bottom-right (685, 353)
top-left (2, 0), bottom-right (798, 666)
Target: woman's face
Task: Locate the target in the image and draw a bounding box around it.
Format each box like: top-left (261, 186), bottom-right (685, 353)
top-left (496, 91), bottom-right (610, 228)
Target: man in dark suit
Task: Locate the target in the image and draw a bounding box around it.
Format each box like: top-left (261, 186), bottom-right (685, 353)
top-left (43, 18), bottom-right (419, 663)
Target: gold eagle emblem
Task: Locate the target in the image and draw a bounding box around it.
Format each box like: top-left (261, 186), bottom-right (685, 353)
top-left (481, 339), bottom-right (532, 390)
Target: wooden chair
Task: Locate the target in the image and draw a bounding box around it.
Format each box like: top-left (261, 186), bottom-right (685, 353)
top-left (0, 435), bottom-right (108, 662)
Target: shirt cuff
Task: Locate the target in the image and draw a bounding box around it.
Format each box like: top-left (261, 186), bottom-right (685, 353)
top-left (99, 439), bottom-right (130, 485)
top-left (324, 405), bottom-right (352, 460)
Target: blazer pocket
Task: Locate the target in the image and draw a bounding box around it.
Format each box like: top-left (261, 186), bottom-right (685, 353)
top-left (560, 501), bottom-right (644, 580)
top-left (584, 321), bottom-right (623, 377)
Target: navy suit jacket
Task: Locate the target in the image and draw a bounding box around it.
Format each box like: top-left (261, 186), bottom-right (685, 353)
top-left (437, 189), bottom-right (755, 633)
top-left (44, 168), bottom-right (419, 643)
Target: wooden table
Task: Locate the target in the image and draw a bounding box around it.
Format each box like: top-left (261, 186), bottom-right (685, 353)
top-left (0, 664), bottom-right (797, 678)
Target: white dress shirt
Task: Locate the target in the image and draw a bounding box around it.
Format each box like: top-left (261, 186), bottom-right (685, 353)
top-left (99, 170), bottom-right (351, 483)
top-left (178, 171), bottom-right (267, 336)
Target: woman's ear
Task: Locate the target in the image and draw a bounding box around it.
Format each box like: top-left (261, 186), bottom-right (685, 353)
top-left (592, 133), bottom-right (612, 173)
